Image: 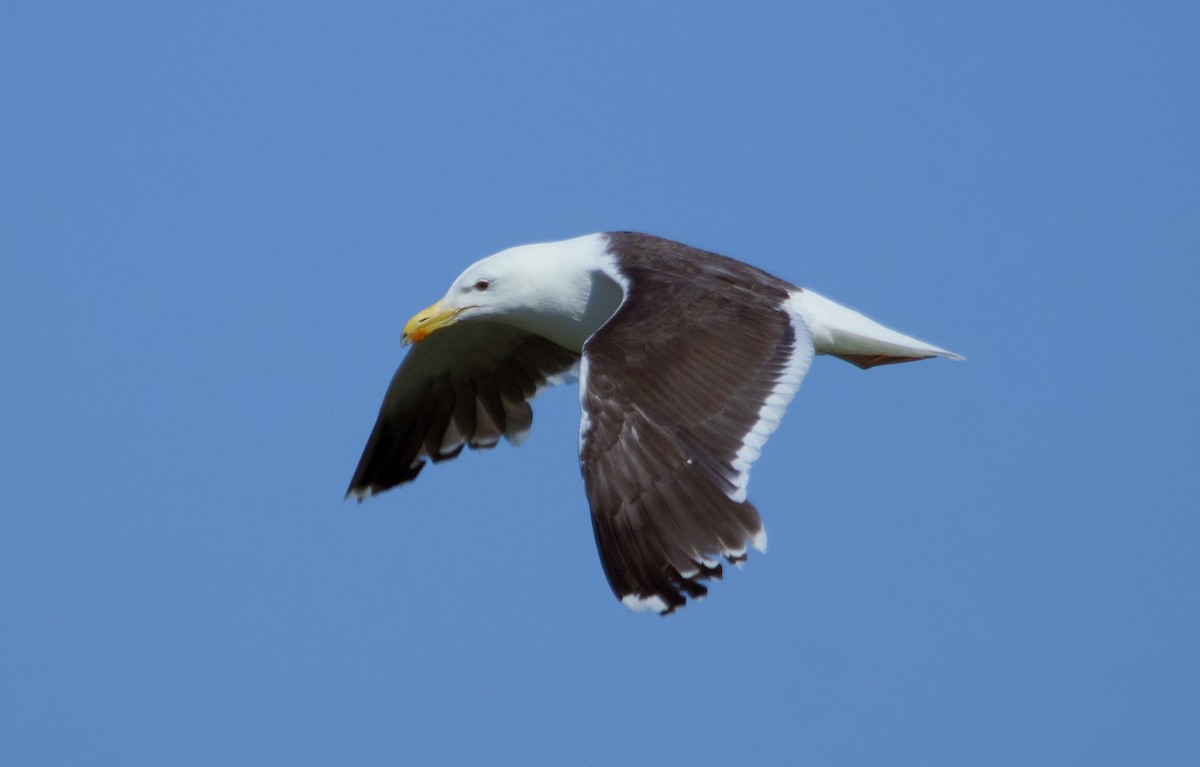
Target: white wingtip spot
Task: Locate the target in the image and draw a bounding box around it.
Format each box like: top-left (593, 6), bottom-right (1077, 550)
top-left (621, 593), bottom-right (670, 614)
top-left (752, 525), bottom-right (768, 553)
top-left (505, 428), bottom-right (531, 446)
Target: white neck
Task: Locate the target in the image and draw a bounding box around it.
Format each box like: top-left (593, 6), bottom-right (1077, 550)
top-left (481, 233), bottom-right (626, 351)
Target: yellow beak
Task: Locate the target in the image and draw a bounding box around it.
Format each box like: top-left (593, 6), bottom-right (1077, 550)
top-left (402, 300), bottom-right (463, 344)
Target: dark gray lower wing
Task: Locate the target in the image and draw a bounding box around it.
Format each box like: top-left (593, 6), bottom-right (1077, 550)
top-left (347, 323), bottom-right (580, 499)
top-left (579, 242), bottom-right (814, 614)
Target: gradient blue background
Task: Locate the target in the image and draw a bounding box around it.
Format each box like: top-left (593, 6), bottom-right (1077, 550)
top-left (3, 3), bottom-right (1197, 764)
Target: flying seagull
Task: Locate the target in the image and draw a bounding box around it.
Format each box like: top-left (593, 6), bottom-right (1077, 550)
top-left (347, 232), bottom-right (961, 614)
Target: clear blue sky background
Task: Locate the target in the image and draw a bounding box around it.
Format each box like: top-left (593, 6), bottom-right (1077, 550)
top-left (3, 3), bottom-right (1197, 765)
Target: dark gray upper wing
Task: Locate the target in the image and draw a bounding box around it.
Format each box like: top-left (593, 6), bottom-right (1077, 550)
top-left (579, 247), bottom-right (814, 614)
top-left (347, 323), bottom-right (580, 499)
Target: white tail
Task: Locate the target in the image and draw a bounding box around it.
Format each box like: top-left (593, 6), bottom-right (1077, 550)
top-left (789, 289), bottom-right (963, 370)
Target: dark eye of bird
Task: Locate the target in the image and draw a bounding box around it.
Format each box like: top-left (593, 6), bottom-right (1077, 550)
top-left (473, 279), bottom-right (490, 291)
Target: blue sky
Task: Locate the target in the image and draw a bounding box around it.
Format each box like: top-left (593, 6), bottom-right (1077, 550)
top-left (3, 2), bottom-right (1197, 764)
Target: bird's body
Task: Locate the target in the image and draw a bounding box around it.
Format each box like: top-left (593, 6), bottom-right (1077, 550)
top-left (348, 232), bottom-right (961, 614)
